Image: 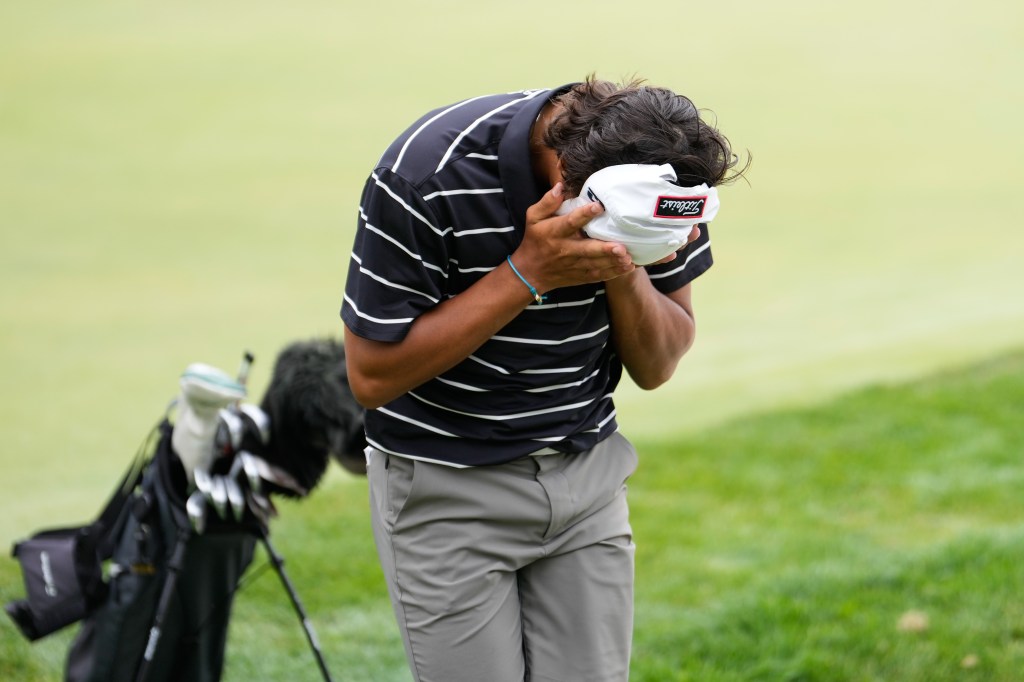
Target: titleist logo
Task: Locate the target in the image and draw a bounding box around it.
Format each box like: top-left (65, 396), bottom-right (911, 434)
top-left (655, 196), bottom-right (706, 218)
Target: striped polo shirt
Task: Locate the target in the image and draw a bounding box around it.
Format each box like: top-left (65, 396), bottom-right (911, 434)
top-left (341, 86), bottom-right (713, 467)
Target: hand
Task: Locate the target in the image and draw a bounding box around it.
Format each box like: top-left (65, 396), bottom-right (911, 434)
top-left (511, 183), bottom-right (635, 292)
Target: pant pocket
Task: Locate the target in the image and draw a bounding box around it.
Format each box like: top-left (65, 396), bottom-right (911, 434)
top-left (607, 431), bottom-right (639, 482)
top-left (385, 455), bottom-right (419, 531)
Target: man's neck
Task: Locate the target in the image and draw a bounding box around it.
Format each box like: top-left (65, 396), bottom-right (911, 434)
top-left (529, 101), bottom-right (563, 189)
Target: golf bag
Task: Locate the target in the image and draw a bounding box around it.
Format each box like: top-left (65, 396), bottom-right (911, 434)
top-left (65, 419), bottom-right (258, 682)
top-left (5, 447), bottom-right (146, 643)
top-left (6, 338), bottom-right (365, 682)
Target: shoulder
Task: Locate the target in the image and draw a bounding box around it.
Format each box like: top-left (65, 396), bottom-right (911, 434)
top-left (377, 89), bottom-right (552, 186)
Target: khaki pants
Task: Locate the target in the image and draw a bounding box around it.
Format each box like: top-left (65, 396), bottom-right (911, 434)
top-left (368, 432), bottom-right (638, 682)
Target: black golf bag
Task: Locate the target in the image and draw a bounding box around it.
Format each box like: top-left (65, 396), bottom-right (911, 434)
top-left (6, 338), bottom-right (365, 682)
top-left (64, 420), bottom-right (257, 682)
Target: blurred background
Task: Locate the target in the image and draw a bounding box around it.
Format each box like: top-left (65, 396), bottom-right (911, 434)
top-left (1, 0), bottom-right (1022, 677)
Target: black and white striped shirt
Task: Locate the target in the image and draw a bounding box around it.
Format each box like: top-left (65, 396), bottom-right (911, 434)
top-left (341, 86), bottom-right (713, 467)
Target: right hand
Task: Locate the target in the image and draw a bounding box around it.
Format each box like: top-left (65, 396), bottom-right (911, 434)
top-left (511, 183), bottom-right (636, 293)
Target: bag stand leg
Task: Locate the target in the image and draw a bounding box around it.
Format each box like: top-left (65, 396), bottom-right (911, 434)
top-left (117, 513), bottom-right (334, 682)
top-left (134, 527), bottom-right (190, 682)
top-left (258, 528), bottom-right (335, 682)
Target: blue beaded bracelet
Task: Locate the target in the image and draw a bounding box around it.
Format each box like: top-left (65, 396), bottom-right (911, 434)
top-left (507, 255), bottom-right (546, 305)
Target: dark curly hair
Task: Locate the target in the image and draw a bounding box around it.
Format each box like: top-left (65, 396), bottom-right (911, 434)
top-left (544, 76), bottom-right (749, 196)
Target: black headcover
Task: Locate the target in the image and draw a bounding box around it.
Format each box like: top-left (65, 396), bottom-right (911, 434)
top-left (258, 338), bottom-right (367, 494)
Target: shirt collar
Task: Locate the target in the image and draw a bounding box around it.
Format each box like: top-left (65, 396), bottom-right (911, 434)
top-left (498, 85), bottom-right (574, 232)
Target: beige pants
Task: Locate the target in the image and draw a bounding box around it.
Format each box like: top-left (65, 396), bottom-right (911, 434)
top-left (368, 432), bottom-right (638, 682)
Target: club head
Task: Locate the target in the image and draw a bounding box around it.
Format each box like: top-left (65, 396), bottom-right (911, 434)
top-left (227, 450), bottom-right (245, 480)
top-left (209, 476), bottom-right (229, 519)
top-left (217, 409), bottom-right (244, 454)
top-left (240, 451), bottom-right (263, 495)
top-left (238, 403), bottom-right (271, 446)
top-left (186, 491), bottom-right (207, 534)
top-left (194, 467), bottom-right (213, 496)
top-left (249, 454), bottom-right (308, 497)
top-left (247, 490), bottom-right (277, 528)
top-left (224, 476), bottom-right (245, 523)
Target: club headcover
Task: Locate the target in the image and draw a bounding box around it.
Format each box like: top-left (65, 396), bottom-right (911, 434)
top-left (172, 364), bottom-right (246, 484)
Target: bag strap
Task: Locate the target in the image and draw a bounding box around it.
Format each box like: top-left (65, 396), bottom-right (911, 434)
top-left (91, 421), bottom-right (165, 558)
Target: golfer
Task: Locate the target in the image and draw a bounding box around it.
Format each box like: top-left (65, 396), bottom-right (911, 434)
top-left (342, 76), bottom-right (744, 681)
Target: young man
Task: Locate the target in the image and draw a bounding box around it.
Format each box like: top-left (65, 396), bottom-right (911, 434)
top-left (341, 77), bottom-right (744, 681)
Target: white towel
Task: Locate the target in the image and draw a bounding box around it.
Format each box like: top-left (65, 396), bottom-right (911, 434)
top-left (556, 164), bottom-right (719, 265)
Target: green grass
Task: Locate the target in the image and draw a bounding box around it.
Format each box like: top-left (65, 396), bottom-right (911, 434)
top-left (3, 350), bottom-right (1022, 681)
top-left (634, 533), bottom-right (1024, 681)
top-left (628, 350), bottom-right (1024, 681)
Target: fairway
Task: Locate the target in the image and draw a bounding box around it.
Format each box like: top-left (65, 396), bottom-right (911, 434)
top-left (2, 0), bottom-right (1023, 679)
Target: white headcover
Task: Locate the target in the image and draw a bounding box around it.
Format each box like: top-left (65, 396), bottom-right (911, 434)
top-left (171, 363), bottom-right (247, 484)
top-left (556, 163), bottom-right (720, 265)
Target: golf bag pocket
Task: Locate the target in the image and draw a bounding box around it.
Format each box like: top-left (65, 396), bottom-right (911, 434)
top-left (5, 526), bottom-right (106, 641)
top-left (65, 547), bottom-right (165, 682)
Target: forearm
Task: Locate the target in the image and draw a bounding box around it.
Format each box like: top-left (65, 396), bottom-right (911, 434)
top-left (605, 272), bottom-right (696, 390)
top-left (346, 184), bottom-right (633, 409)
top-left (344, 260), bottom-right (535, 409)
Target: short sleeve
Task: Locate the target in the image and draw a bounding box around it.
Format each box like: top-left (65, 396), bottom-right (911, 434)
top-left (643, 223), bottom-right (714, 293)
top-left (341, 169), bottom-right (450, 342)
